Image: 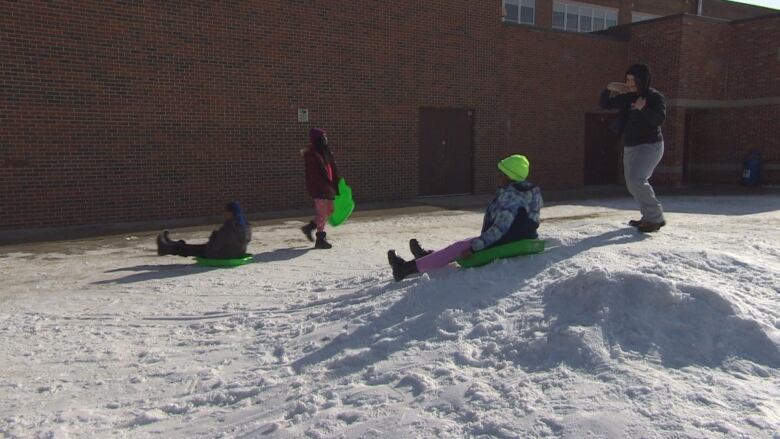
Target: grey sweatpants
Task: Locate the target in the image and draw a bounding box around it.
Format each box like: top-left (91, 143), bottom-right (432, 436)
top-left (624, 141), bottom-right (665, 223)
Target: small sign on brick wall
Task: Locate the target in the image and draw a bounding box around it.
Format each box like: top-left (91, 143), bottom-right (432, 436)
top-left (298, 109), bottom-right (309, 123)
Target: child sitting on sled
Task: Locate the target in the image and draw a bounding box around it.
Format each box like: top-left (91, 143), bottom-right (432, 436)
top-left (387, 155), bottom-right (542, 281)
top-left (156, 201), bottom-right (252, 259)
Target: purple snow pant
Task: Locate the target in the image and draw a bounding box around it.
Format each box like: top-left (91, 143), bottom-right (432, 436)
top-left (415, 238), bottom-right (476, 273)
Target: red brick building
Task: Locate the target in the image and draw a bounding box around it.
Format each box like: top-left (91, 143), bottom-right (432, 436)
top-left (1, 1), bottom-right (778, 232)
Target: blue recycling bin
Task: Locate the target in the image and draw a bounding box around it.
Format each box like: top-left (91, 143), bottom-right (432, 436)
top-left (741, 152), bottom-right (761, 187)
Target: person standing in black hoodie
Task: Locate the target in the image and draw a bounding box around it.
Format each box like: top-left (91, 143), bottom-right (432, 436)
top-left (599, 63), bottom-right (667, 233)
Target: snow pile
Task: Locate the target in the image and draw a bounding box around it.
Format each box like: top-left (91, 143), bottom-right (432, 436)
top-left (1, 195), bottom-right (779, 438)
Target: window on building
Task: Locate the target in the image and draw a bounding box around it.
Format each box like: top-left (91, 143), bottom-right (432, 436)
top-left (503, 0), bottom-right (535, 25)
top-left (605, 9), bottom-right (618, 28)
top-left (580, 7), bottom-right (593, 32)
top-left (594, 8), bottom-right (605, 30)
top-left (566, 5), bottom-right (579, 31)
top-left (552, 1), bottom-right (619, 33)
top-left (632, 12), bottom-right (661, 23)
top-left (553, 2), bottom-right (565, 28)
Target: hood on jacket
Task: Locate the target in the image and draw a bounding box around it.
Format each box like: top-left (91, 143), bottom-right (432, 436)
top-left (225, 201), bottom-right (247, 226)
top-left (309, 128), bottom-right (326, 145)
top-left (626, 63), bottom-right (651, 96)
top-left (508, 180), bottom-right (537, 192)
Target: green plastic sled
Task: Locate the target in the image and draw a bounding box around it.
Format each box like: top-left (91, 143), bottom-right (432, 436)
top-left (195, 254), bottom-right (253, 268)
top-left (329, 178), bottom-right (355, 227)
top-left (456, 239), bottom-right (545, 268)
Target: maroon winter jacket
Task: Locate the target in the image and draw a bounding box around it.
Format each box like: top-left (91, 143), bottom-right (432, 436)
top-left (303, 145), bottom-right (340, 200)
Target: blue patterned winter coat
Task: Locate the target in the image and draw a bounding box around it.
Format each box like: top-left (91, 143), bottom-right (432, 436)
top-left (470, 181), bottom-right (542, 252)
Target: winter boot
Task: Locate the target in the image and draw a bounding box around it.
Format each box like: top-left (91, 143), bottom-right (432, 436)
top-left (156, 233), bottom-right (175, 256)
top-left (315, 231), bottom-right (332, 249)
top-left (409, 239), bottom-right (433, 259)
top-left (637, 220), bottom-right (666, 233)
top-left (387, 250), bottom-right (419, 282)
top-left (301, 221), bottom-right (316, 242)
top-left (162, 230), bottom-right (186, 246)
top-left (161, 230), bottom-right (185, 245)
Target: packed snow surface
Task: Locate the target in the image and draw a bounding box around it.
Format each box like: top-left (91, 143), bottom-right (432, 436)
top-left (1, 195), bottom-right (779, 438)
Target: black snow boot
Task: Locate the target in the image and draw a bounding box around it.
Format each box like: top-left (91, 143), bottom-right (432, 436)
top-left (409, 239), bottom-right (433, 259)
top-left (156, 233), bottom-right (176, 256)
top-left (160, 230), bottom-right (185, 245)
top-left (387, 250), bottom-right (419, 282)
top-left (315, 231), bottom-right (332, 249)
top-left (637, 220), bottom-right (666, 233)
top-left (301, 221), bottom-right (316, 242)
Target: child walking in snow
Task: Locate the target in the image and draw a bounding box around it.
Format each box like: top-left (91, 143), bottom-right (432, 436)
top-left (387, 155), bottom-right (542, 281)
top-left (301, 128), bottom-right (341, 249)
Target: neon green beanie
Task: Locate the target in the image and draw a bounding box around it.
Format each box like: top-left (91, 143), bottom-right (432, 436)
top-left (498, 154), bottom-right (530, 182)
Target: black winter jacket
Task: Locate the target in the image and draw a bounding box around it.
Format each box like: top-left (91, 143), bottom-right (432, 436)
top-left (599, 87), bottom-right (666, 147)
top-left (205, 221), bottom-right (252, 259)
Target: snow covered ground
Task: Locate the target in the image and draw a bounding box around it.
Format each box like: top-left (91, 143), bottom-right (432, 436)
top-left (1, 195), bottom-right (779, 439)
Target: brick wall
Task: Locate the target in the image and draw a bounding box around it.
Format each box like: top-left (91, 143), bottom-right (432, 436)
top-left (687, 105), bottom-right (780, 184)
top-left (0, 2), bottom-right (413, 229)
top-left (535, 0), bottom-right (555, 27)
top-left (678, 17), bottom-right (731, 99)
top-left (2, 3), bottom-right (777, 232)
top-left (501, 25), bottom-right (627, 188)
top-left (685, 14), bottom-right (780, 185)
top-left (619, 13), bottom-right (780, 187)
top-left (702, 0), bottom-right (778, 20)
top-left (0, 1), bottom-right (630, 230)
top-left (728, 15), bottom-right (780, 99)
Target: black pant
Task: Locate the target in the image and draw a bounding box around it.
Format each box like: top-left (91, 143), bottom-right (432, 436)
top-left (170, 242), bottom-right (208, 257)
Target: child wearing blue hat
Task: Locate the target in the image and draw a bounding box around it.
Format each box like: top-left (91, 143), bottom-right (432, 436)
top-left (156, 201), bottom-right (252, 259)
